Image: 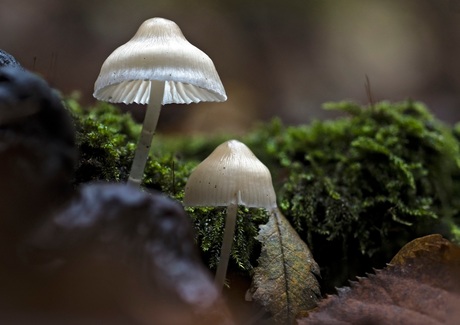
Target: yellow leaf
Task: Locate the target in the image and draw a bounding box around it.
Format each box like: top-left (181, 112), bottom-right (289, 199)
top-left (250, 208), bottom-right (321, 324)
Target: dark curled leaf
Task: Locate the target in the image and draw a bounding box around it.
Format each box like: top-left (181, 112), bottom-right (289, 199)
top-left (299, 234), bottom-right (460, 325)
top-left (250, 208), bottom-right (321, 324)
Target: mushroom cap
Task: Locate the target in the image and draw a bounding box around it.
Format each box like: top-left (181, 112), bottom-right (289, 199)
top-left (183, 140), bottom-right (277, 209)
top-left (93, 17), bottom-right (227, 105)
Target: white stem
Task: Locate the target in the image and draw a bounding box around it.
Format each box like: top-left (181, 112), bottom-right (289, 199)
top-left (127, 80), bottom-right (165, 187)
top-left (214, 202), bottom-right (238, 290)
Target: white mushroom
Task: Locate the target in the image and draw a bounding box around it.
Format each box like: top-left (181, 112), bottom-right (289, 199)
top-left (184, 140), bottom-right (277, 290)
top-left (93, 17), bottom-right (227, 187)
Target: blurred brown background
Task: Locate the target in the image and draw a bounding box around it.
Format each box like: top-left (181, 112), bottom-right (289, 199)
top-left (2, 0), bottom-right (460, 134)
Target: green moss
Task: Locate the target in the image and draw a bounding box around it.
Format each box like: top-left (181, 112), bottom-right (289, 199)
top-left (186, 206), bottom-right (269, 272)
top-left (65, 97), bottom-right (138, 183)
top-left (269, 101), bottom-right (460, 290)
top-left (65, 97), bottom-right (195, 196)
top-left (66, 97), bottom-right (460, 292)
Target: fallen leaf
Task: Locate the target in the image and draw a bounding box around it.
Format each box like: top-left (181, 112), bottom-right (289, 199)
top-left (298, 234), bottom-right (460, 325)
top-left (250, 207), bottom-right (321, 324)
top-left (389, 233), bottom-right (452, 266)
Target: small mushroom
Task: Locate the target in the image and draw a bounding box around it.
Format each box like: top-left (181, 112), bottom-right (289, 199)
top-left (183, 139), bottom-right (277, 289)
top-left (93, 18), bottom-right (227, 187)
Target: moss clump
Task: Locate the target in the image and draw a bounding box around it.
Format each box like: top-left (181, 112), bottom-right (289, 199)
top-left (65, 97), bottom-right (138, 183)
top-left (65, 97), bottom-right (196, 196)
top-left (67, 98), bottom-right (460, 292)
top-left (187, 207), bottom-right (269, 272)
top-left (266, 101), bottom-right (460, 291)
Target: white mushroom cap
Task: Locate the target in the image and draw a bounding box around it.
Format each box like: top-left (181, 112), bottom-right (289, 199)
top-left (183, 140), bottom-right (277, 209)
top-left (93, 17), bottom-right (227, 105)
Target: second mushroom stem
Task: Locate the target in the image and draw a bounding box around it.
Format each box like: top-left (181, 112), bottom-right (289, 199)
top-left (127, 80), bottom-right (165, 187)
top-left (214, 202), bottom-right (238, 290)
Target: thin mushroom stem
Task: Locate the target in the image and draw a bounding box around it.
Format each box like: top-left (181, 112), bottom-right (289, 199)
top-left (127, 80), bottom-right (165, 187)
top-left (214, 202), bottom-right (238, 290)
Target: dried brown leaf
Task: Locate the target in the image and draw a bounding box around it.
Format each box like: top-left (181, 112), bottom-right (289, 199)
top-left (250, 208), bottom-right (321, 324)
top-left (389, 234), bottom-right (453, 266)
top-left (298, 234), bottom-right (460, 325)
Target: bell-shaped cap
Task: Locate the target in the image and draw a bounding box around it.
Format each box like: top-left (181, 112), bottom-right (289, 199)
top-left (183, 140), bottom-right (277, 209)
top-left (93, 17), bottom-right (227, 105)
